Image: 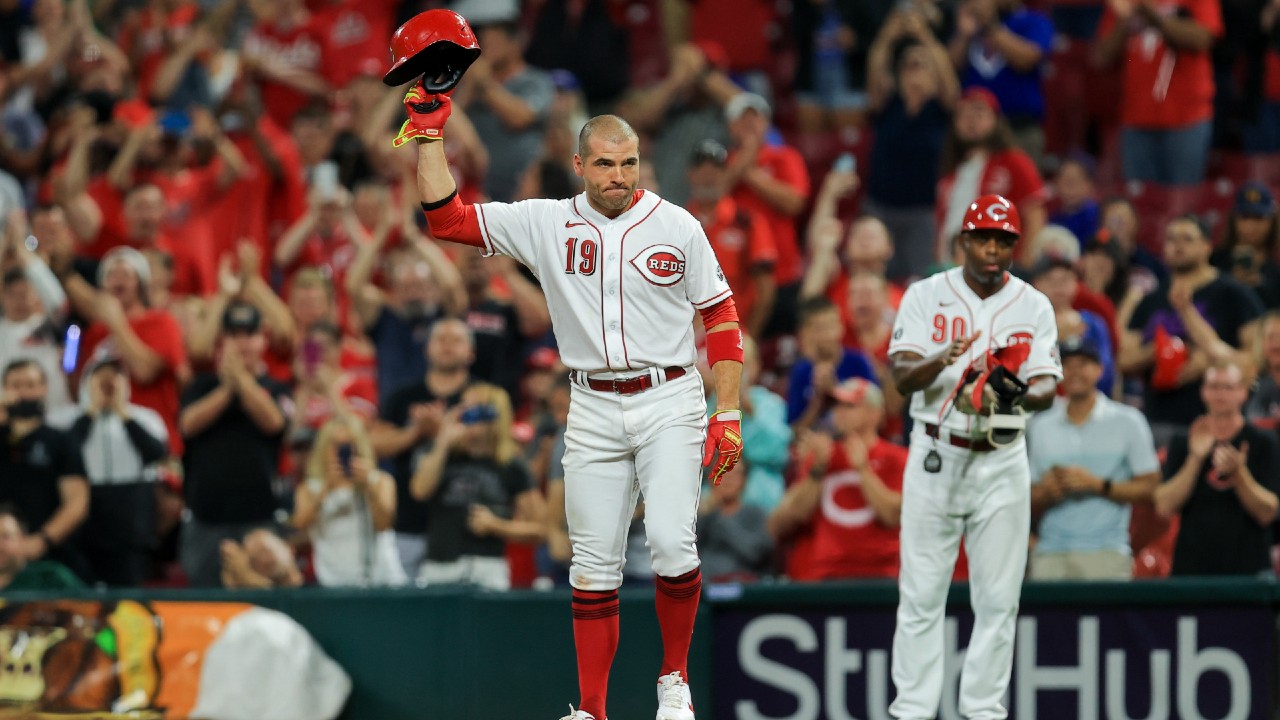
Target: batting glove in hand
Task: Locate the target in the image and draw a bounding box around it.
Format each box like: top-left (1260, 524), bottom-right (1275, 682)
top-left (703, 410), bottom-right (743, 486)
top-left (392, 81), bottom-right (452, 148)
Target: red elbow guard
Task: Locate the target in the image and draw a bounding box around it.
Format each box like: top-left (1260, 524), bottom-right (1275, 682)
top-left (421, 191), bottom-right (484, 248)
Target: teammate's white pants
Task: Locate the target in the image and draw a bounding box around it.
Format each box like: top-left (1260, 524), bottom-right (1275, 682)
top-left (562, 369), bottom-right (706, 591)
top-left (890, 432), bottom-right (1030, 720)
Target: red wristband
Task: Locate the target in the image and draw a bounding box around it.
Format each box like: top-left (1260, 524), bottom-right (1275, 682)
top-left (706, 328), bottom-right (744, 365)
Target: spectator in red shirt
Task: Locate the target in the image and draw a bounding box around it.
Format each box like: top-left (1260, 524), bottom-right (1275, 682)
top-left (769, 378), bottom-right (908, 580)
top-left (724, 93), bottom-right (811, 336)
top-left (935, 86), bottom-right (1046, 265)
top-left (307, 0), bottom-right (396, 88)
top-left (65, 247), bottom-right (189, 455)
top-left (685, 139), bottom-right (778, 339)
top-left (242, 0), bottom-right (334, 129)
top-left (273, 182), bottom-right (368, 304)
top-left (1094, 0), bottom-right (1222, 185)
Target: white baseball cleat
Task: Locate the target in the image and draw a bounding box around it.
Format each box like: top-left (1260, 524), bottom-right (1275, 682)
top-left (559, 704), bottom-right (600, 720)
top-left (656, 671), bottom-right (695, 720)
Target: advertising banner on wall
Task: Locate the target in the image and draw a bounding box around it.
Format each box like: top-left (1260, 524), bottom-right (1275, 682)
top-left (715, 605), bottom-right (1275, 720)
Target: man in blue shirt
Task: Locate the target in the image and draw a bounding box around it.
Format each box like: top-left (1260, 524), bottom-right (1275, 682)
top-left (949, 0), bottom-right (1054, 166)
top-left (1026, 337), bottom-right (1160, 579)
top-left (787, 296), bottom-right (878, 430)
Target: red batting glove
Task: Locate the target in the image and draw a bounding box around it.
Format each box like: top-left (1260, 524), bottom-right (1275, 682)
top-left (392, 81), bottom-right (452, 148)
top-left (703, 410), bottom-right (743, 486)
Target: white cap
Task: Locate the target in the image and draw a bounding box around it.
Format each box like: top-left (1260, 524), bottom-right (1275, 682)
top-left (725, 93), bottom-right (771, 122)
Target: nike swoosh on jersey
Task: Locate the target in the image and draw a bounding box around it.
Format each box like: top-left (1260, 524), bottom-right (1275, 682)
top-left (565, 220), bottom-right (587, 228)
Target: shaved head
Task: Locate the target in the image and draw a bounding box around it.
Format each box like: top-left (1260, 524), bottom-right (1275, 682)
top-left (578, 115), bottom-right (639, 160)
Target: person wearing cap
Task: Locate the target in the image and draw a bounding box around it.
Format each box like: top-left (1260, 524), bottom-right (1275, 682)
top-left (948, 0), bottom-right (1054, 167)
top-left (1154, 361), bottom-right (1280, 576)
top-left (1122, 215), bottom-right (1265, 442)
top-left (56, 355), bottom-right (169, 586)
top-left (178, 301), bottom-right (291, 587)
top-left (1094, 0), bottom-right (1220, 186)
top-left (66, 246), bottom-right (189, 455)
top-left (1029, 251), bottom-right (1116, 395)
top-left (770, 377), bottom-right (908, 580)
top-left (723, 92), bottom-right (810, 336)
top-left (1026, 337), bottom-right (1160, 579)
top-left (1210, 181), bottom-right (1280, 309)
top-left (685, 139), bottom-right (778, 339)
top-left (935, 86), bottom-right (1045, 266)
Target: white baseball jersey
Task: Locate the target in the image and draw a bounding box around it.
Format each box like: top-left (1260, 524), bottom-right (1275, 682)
top-left (888, 267), bottom-right (1062, 436)
top-left (472, 190), bottom-right (732, 372)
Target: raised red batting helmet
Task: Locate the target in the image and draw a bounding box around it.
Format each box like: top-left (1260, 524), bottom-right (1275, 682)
top-left (384, 9), bottom-right (482, 91)
top-left (961, 194), bottom-right (1022, 237)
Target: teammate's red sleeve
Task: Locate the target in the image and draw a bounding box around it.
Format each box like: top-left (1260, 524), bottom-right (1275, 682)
top-left (421, 191), bottom-right (485, 248)
top-left (699, 297), bottom-right (740, 327)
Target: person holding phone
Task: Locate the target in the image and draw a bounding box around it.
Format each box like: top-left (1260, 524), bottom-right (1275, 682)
top-left (292, 415), bottom-right (405, 587)
top-left (408, 382), bottom-right (544, 589)
top-left (1210, 181), bottom-right (1280, 310)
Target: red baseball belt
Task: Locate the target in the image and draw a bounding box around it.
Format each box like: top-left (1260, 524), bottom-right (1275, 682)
top-left (924, 423), bottom-right (996, 453)
top-left (573, 366), bottom-right (686, 395)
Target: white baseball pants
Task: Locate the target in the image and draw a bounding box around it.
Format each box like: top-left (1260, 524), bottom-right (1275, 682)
top-left (890, 432), bottom-right (1030, 720)
top-left (561, 369), bottom-right (706, 591)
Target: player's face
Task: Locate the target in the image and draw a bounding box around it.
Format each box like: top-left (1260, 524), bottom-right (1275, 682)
top-left (1201, 366), bottom-right (1246, 415)
top-left (1060, 355), bottom-right (1101, 399)
top-left (1162, 220), bottom-right (1210, 274)
top-left (575, 136), bottom-right (639, 217)
top-left (961, 230), bottom-right (1016, 286)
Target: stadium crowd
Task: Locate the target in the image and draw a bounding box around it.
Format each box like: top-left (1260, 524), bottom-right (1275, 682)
top-left (0, 0), bottom-right (1278, 591)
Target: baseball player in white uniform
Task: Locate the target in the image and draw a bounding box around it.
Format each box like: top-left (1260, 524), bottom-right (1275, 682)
top-left (887, 195), bottom-right (1061, 720)
top-left (396, 85), bottom-right (744, 720)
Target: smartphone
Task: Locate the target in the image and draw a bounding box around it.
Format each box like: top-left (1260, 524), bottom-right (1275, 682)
top-left (833, 153), bottom-right (856, 174)
top-left (336, 443), bottom-right (353, 475)
top-left (459, 404), bottom-right (499, 425)
top-left (313, 160), bottom-right (340, 201)
top-left (302, 339), bottom-right (322, 373)
top-left (62, 325), bottom-right (81, 375)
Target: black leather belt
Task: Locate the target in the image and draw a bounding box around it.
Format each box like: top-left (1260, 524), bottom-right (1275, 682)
top-left (573, 366), bottom-right (686, 395)
top-left (925, 423), bottom-right (995, 452)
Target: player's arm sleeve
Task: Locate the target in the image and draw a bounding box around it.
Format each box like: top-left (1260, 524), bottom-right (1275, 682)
top-left (888, 283), bottom-right (932, 358)
top-left (684, 220), bottom-right (733, 309)
top-left (422, 193), bottom-right (543, 268)
top-left (1022, 295), bottom-right (1062, 381)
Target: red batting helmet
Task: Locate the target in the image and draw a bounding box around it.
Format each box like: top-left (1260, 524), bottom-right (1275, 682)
top-left (384, 9), bottom-right (482, 91)
top-left (961, 194), bottom-right (1022, 237)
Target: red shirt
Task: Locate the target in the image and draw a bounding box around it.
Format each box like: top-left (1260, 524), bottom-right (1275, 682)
top-left (84, 176), bottom-right (129, 259)
top-left (786, 440), bottom-right (908, 581)
top-left (1096, 0), bottom-right (1222, 128)
top-left (117, 2), bottom-right (200, 100)
top-left (690, 197), bottom-right (777, 329)
top-left (308, 0), bottom-right (396, 87)
top-left (294, 371), bottom-right (378, 429)
top-left (935, 148), bottom-right (1045, 241)
top-left (207, 117), bottom-right (307, 265)
top-left (78, 310), bottom-right (188, 454)
top-left (1267, 50), bottom-right (1280, 101)
top-left (142, 163), bottom-right (226, 294)
top-left (689, 0), bottom-right (775, 72)
top-left (244, 17), bottom-right (335, 128)
top-left (731, 144), bottom-right (810, 285)
top-left (1072, 285), bottom-right (1118, 360)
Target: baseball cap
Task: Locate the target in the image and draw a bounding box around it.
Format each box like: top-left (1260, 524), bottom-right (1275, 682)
top-left (1234, 181), bottom-right (1275, 217)
top-left (99, 246), bottom-right (151, 288)
top-left (222, 302), bottom-right (262, 334)
top-left (829, 377), bottom-right (884, 407)
top-left (1058, 336), bottom-right (1101, 363)
top-left (689, 139), bottom-right (728, 167)
top-left (725, 93), bottom-right (771, 122)
top-left (959, 86), bottom-right (1001, 115)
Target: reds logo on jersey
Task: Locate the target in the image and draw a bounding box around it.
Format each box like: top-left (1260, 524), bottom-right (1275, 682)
top-left (631, 245), bottom-right (687, 287)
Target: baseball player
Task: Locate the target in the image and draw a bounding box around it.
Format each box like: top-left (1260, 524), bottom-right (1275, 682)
top-left (398, 85), bottom-right (743, 720)
top-left (887, 195), bottom-right (1061, 720)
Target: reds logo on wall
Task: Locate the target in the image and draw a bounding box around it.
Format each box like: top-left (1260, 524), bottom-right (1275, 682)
top-left (631, 245), bottom-right (687, 286)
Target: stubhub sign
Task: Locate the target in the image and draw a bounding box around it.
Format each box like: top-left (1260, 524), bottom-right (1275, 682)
top-left (714, 607), bottom-right (1274, 720)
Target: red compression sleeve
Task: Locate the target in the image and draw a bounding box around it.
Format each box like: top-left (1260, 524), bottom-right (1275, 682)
top-left (421, 191), bottom-right (484, 247)
top-left (698, 297), bottom-right (739, 327)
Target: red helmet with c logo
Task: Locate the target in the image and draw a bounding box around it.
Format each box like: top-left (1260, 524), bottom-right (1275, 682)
top-left (961, 194), bottom-right (1022, 238)
top-left (384, 9), bottom-right (482, 91)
